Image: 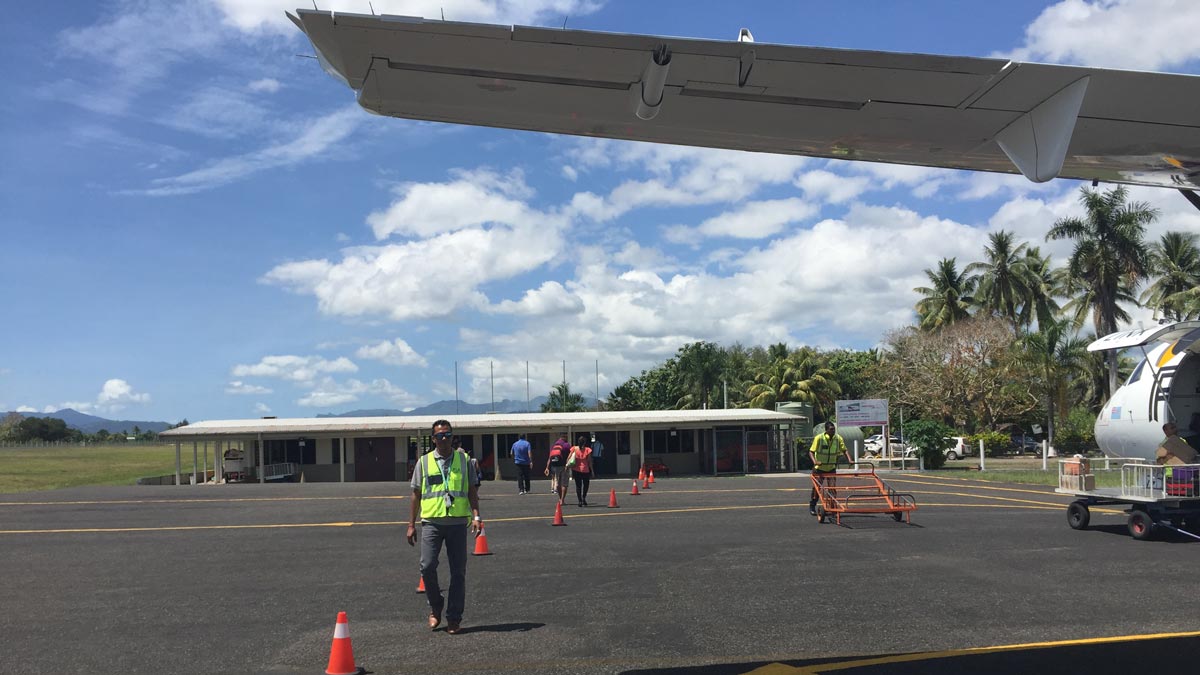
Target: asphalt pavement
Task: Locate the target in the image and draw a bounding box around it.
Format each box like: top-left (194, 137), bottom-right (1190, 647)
top-left (1, 472), bottom-right (1197, 674)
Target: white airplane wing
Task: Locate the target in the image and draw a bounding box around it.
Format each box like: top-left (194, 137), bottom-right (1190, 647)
top-left (1088, 321), bottom-right (1200, 352)
top-left (289, 9), bottom-right (1200, 190)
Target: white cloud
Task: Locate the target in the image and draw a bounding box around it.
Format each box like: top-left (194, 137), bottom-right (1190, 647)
top-left (16, 406), bottom-right (37, 413)
top-left (96, 379), bottom-right (151, 411)
top-left (134, 106), bottom-right (365, 195)
top-left (225, 381), bottom-right (274, 395)
top-left (356, 339), bottom-right (429, 367)
top-left (211, 0), bottom-right (606, 34)
top-left (232, 355), bottom-right (358, 383)
top-left (488, 281), bottom-right (585, 317)
top-left (1004, 0), bottom-right (1200, 70)
top-left (296, 377), bottom-right (418, 408)
top-left (160, 86), bottom-right (271, 138)
top-left (664, 198), bottom-right (819, 243)
top-left (366, 169), bottom-right (536, 239)
top-left (247, 77), bottom-right (281, 93)
top-left (254, 403), bottom-right (272, 414)
top-left (794, 170), bottom-right (871, 204)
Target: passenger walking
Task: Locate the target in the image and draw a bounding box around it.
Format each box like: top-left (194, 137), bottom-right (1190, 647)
top-left (568, 435), bottom-right (594, 507)
top-left (511, 434), bottom-right (533, 495)
top-left (808, 421), bottom-right (851, 516)
top-left (548, 434), bottom-right (570, 495)
top-left (545, 436), bottom-right (568, 504)
top-left (407, 419), bottom-right (482, 635)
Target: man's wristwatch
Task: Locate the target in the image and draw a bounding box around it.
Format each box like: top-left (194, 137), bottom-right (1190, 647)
top-left (473, 516), bottom-right (482, 521)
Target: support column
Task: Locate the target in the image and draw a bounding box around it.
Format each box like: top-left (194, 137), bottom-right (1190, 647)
top-left (202, 441), bottom-right (208, 484)
top-left (174, 442), bottom-right (181, 486)
top-left (340, 437), bottom-right (346, 483)
top-left (192, 441), bottom-right (199, 485)
top-left (258, 433), bottom-right (265, 484)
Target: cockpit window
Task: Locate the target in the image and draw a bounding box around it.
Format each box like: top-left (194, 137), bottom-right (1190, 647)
top-left (1126, 359), bottom-right (1146, 385)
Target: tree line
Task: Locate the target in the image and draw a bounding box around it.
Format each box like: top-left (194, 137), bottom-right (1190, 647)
top-left (0, 413), bottom-right (189, 444)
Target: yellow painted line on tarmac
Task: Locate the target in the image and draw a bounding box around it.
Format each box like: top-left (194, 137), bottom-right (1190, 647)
top-left (745, 629), bottom-right (1200, 674)
top-left (886, 475), bottom-right (1066, 497)
top-left (0, 495), bottom-right (404, 507)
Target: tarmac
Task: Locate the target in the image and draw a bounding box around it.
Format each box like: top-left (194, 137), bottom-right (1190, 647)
top-left (1, 472), bottom-right (1198, 674)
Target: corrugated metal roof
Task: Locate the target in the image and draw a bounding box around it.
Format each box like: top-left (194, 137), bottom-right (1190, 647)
top-left (159, 408), bottom-right (803, 439)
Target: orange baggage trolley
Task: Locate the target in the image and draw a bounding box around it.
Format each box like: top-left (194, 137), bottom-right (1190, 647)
top-left (811, 461), bottom-right (917, 525)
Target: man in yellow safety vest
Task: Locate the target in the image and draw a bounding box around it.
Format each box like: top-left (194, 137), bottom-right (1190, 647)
top-left (809, 421), bottom-right (851, 516)
top-left (407, 419), bottom-right (482, 635)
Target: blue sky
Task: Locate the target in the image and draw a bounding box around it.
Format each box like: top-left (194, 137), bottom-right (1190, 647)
top-left (2, 0), bottom-right (1199, 423)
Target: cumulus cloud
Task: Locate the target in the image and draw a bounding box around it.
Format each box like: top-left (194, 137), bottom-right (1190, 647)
top-left (247, 77), bottom-right (281, 93)
top-left (226, 381), bottom-right (274, 395)
top-left (96, 379), bottom-right (151, 410)
top-left (365, 169), bottom-right (536, 239)
top-left (296, 377), bottom-right (418, 408)
top-left (231, 355), bottom-right (358, 383)
top-left (664, 198), bottom-right (819, 243)
top-left (1003, 0), bottom-right (1200, 70)
top-left (254, 402), bottom-right (272, 414)
top-left (488, 281), bottom-right (585, 317)
top-left (356, 339), bottom-right (429, 367)
top-left (16, 406), bottom-right (38, 413)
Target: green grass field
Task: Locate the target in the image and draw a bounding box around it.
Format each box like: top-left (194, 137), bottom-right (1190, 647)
top-left (0, 444), bottom-right (204, 493)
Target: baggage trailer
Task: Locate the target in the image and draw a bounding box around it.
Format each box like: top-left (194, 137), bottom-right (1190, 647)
top-left (1055, 458), bottom-right (1200, 541)
top-left (811, 462), bottom-right (917, 525)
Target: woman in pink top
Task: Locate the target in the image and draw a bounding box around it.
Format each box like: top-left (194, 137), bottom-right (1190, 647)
top-left (568, 435), bottom-right (593, 507)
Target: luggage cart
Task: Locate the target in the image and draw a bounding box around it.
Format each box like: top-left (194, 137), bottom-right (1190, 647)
top-left (811, 461), bottom-right (917, 525)
top-left (1055, 459), bottom-right (1200, 541)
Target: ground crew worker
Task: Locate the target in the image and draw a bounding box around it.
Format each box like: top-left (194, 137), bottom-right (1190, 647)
top-left (808, 421), bottom-right (852, 516)
top-left (407, 419), bottom-right (482, 635)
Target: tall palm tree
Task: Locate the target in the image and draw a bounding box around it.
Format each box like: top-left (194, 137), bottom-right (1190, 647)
top-left (744, 346), bottom-right (841, 417)
top-left (1018, 246), bottom-right (1063, 330)
top-left (966, 230), bottom-right (1032, 329)
top-left (914, 258), bottom-right (976, 331)
top-left (540, 382), bottom-right (586, 412)
top-left (1020, 319), bottom-right (1089, 449)
top-left (1046, 185), bottom-right (1155, 397)
top-left (673, 341), bottom-right (726, 410)
top-left (1140, 231), bottom-right (1200, 321)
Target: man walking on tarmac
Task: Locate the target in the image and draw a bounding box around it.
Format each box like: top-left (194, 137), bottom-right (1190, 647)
top-left (512, 433), bottom-right (533, 494)
top-left (809, 421), bottom-right (852, 516)
top-left (407, 419), bottom-right (482, 635)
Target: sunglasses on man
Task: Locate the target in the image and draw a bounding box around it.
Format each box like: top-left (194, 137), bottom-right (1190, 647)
top-left (433, 432), bottom-right (453, 440)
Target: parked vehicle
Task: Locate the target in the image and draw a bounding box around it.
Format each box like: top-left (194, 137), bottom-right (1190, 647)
top-left (863, 434), bottom-right (909, 458)
top-left (643, 457), bottom-right (670, 477)
top-left (944, 436), bottom-right (967, 461)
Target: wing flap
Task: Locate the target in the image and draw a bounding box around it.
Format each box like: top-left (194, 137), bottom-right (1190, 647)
top-left (1088, 321), bottom-right (1200, 352)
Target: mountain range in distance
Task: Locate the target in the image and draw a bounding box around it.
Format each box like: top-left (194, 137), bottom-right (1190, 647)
top-left (3, 409), bottom-right (173, 434)
top-left (5, 396), bottom-right (600, 434)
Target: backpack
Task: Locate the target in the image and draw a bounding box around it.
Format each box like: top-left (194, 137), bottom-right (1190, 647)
top-left (549, 444), bottom-right (565, 467)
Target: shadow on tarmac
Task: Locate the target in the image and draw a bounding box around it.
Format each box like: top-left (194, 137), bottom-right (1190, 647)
top-left (451, 622), bottom-right (544, 635)
top-left (619, 635), bottom-right (1200, 675)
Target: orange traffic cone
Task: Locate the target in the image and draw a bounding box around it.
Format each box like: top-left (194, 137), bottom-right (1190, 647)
top-left (324, 611), bottom-right (362, 675)
top-left (649, 470), bottom-right (656, 485)
top-left (608, 487), bottom-right (619, 508)
top-left (638, 466), bottom-right (646, 481)
top-left (472, 528), bottom-right (493, 556)
top-left (631, 480), bottom-right (640, 495)
top-left (642, 477), bottom-right (651, 490)
top-left (552, 501), bottom-right (567, 526)
top-left (416, 576), bottom-right (425, 593)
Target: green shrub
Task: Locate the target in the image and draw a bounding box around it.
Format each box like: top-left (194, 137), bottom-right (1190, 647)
top-left (1056, 406), bottom-right (1098, 455)
top-left (970, 430), bottom-right (1010, 457)
top-left (901, 419), bottom-right (954, 470)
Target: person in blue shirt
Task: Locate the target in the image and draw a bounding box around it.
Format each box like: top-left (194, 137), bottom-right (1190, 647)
top-left (511, 434), bottom-right (533, 495)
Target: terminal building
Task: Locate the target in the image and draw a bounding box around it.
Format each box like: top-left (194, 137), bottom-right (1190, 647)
top-left (158, 408), bottom-right (810, 485)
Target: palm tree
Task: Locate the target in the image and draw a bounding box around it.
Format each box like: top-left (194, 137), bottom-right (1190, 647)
top-left (914, 258), bottom-right (975, 331)
top-left (1020, 319), bottom-right (1089, 449)
top-left (1018, 246), bottom-right (1062, 330)
top-left (540, 382), bottom-right (586, 412)
top-left (1140, 231), bottom-right (1200, 321)
top-left (966, 230), bottom-right (1032, 329)
top-left (673, 341), bottom-right (726, 410)
top-left (745, 347), bottom-right (841, 417)
top-left (1046, 186), bottom-right (1155, 397)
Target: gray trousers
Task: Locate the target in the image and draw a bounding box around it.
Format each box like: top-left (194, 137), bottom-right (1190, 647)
top-left (419, 521), bottom-right (468, 622)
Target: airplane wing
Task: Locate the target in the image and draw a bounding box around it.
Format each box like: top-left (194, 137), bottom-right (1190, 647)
top-left (1088, 321), bottom-right (1200, 352)
top-left (289, 9), bottom-right (1200, 190)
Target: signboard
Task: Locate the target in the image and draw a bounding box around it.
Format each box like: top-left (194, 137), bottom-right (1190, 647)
top-left (835, 399), bottom-right (889, 426)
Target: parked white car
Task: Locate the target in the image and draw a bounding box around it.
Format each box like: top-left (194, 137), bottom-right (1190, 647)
top-left (944, 436), bottom-right (968, 460)
top-left (863, 434), bottom-right (910, 458)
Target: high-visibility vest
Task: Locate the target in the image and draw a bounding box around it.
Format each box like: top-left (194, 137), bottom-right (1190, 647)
top-left (810, 433), bottom-right (845, 471)
top-left (420, 450), bottom-right (472, 519)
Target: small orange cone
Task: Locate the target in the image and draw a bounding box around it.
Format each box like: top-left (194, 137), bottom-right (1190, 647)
top-left (552, 501), bottom-right (567, 526)
top-left (642, 477), bottom-right (651, 490)
top-left (649, 470), bottom-right (656, 484)
top-left (631, 480), bottom-right (640, 495)
top-left (638, 466), bottom-right (646, 481)
top-left (416, 576), bottom-right (425, 593)
top-left (324, 611), bottom-right (362, 675)
top-left (608, 487), bottom-right (619, 508)
top-left (472, 528), bottom-right (493, 556)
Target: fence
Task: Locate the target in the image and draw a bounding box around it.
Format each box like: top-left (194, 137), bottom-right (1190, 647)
top-left (0, 440), bottom-right (166, 450)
